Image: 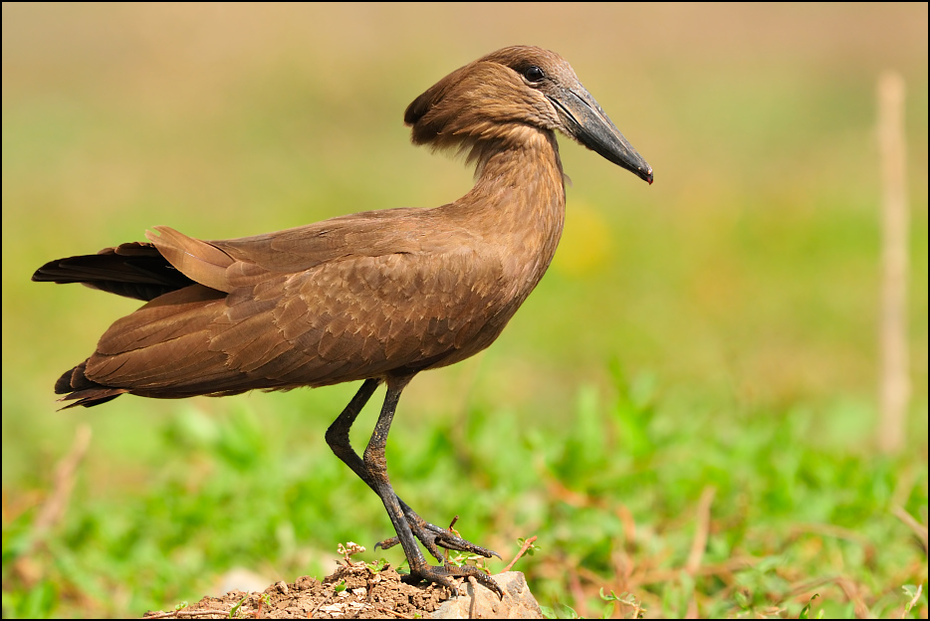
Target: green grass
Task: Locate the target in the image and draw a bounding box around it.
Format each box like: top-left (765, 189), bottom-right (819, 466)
top-left (2, 370), bottom-right (926, 618)
top-left (3, 3), bottom-right (928, 618)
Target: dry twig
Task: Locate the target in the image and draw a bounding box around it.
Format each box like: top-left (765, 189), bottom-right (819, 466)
top-left (685, 486), bottom-right (716, 576)
top-left (12, 424), bottom-right (92, 587)
top-left (892, 505), bottom-right (928, 553)
top-left (877, 71), bottom-right (910, 454)
top-left (33, 423), bottom-right (92, 537)
top-left (502, 535), bottom-right (538, 572)
top-left (143, 609), bottom-right (231, 619)
top-left (836, 576), bottom-right (871, 619)
top-left (374, 606), bottom-right (415, 619)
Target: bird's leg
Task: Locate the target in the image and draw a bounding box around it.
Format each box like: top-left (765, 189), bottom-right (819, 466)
top-left (357, 375), bottom-right (503, 598)
top-left (325, 377), bottom-right (383, 485)
top-left (325, 377), bottom-right (501, 596)
top-left (326, 380), bottom-right (497, 557)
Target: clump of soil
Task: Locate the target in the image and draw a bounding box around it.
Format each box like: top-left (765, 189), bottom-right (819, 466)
top-left (143, 561), bottom-right (456, 619)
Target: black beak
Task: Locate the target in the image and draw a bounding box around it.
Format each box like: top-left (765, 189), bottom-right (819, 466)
top-left (549, 86), bottom-right (653, 185)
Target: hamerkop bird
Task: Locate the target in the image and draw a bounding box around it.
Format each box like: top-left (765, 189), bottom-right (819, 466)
top-left (33, 46), bottom-right (652, 595)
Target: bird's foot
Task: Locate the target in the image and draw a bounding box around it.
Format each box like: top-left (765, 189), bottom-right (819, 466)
top-left (377, 507), bottom-right (500, 563)
top-left (402, 561), bottom-right (504, 599)
top-left (376, 507), bottom-right (503, 596)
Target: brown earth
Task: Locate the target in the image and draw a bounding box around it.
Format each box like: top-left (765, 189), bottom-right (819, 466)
top-left (142, 563), bottom-right (543, 619)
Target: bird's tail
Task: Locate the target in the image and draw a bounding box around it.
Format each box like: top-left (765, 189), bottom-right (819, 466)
top-left (32, 241), bottom-right (194, 302)
top-left (54, 361), bottom-right (128, 409)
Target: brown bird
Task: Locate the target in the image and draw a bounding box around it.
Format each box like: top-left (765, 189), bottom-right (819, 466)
top-left (33, 45), bottom-right (652, 595)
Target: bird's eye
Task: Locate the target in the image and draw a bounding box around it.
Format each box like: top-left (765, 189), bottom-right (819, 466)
top-left (522, 66), bottom-right (545, 83)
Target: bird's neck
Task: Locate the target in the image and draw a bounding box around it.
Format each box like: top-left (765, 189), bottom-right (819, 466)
top-left (459, 127), bottom-right (567, 284)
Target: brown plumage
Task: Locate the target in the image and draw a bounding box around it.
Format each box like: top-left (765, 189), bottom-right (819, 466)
top-left (33, 46), bottom-right (652, 595)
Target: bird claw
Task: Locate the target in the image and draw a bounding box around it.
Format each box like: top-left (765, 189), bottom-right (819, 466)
top-left (374, 506), bottom-right (503, 597)
top-left (400, 562), bottom-right (504, 600)
top-left (376, 509), bottom-right (500, 563)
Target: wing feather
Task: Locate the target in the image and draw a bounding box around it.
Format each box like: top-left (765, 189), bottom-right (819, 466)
top-left (66, 207), bottom-right (522, 402)
top-left (146, 226), bottom-right (235, 293)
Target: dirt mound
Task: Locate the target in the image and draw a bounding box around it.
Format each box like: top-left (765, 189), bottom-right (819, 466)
top-left (142, 563), bottom-right (542, 619)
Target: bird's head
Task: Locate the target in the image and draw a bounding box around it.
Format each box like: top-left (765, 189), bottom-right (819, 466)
top-left (404, 45), bottom-right (653, 184)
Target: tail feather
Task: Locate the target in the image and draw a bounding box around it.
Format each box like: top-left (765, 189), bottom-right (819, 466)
top-left (55, 362), bottom-right (128, 408)
top-left (32, 242), bottom-right (195, 301)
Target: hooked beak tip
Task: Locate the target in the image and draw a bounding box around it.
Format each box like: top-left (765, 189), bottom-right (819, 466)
top-left (627, 161), bottom-right (653, 185)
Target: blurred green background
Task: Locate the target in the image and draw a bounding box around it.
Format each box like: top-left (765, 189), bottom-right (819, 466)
top-left (2, 3), bottom-right (927, 618)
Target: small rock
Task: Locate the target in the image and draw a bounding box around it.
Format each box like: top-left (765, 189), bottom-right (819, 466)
top-left (431, 572), bottom-right (544, 619)
top-left (295, 575), bottom-right (317, 590)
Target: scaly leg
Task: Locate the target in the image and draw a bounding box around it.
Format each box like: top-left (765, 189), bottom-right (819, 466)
top-left (324, 376), bottom-right (502, 598)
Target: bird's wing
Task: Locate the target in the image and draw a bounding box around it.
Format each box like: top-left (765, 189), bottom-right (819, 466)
top-left (209, 207), bottom-right (429, 273)
top-left (81, 209), bottom-right (512, 397)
